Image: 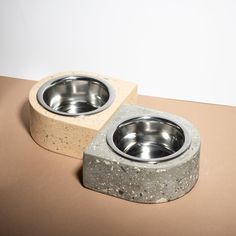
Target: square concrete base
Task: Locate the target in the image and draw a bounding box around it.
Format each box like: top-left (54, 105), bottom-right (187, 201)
top-left (29, 71), bottom-right (137, 159)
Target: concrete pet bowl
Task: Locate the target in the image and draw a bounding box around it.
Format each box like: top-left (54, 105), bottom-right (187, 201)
top-left (29, 72), bottom-right (137, 159)
top-left (83, 104), bottom-right (201, 203)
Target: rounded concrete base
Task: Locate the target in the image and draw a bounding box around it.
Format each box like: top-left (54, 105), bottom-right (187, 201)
top-left (83, 104), bottom-right (201, 203)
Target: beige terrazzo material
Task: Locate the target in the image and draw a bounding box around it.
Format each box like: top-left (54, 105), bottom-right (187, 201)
top-left (29, 71), bottom-right (137, 159)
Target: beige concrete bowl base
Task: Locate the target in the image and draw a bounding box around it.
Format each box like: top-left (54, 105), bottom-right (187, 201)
top-left (29, 71), bottom-right (137, 159)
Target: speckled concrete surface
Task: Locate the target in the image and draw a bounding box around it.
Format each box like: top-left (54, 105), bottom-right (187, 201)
top-left (83, 104), bottom-right (201, 203)
top-left (29, 71), bottom-right (137, 159)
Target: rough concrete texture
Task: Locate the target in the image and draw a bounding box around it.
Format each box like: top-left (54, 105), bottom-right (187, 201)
top-left (83, 104), bottom-right (201, 204)
top-left (29, 71), bottom-right (137, 159)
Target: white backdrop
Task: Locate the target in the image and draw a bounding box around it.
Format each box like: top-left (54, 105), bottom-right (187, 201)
top-left (0, 0), bottom-right (236, 106)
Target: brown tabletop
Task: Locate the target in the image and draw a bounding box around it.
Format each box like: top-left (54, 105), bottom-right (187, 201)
top-left (1, 76), bottom-right (236, 236)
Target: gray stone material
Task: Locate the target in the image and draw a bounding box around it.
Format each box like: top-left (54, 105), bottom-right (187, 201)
top-left (83, 104), bottom-right (201, 204)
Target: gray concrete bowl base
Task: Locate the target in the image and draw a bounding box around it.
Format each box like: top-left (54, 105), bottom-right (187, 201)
top-left (83, 104), bottom-right (201, 204)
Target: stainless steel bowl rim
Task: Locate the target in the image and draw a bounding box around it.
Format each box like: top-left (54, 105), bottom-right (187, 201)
top-left (106, 115), bottom-right (192, 163)
top-left (37, 75), bottom-right (115, 116)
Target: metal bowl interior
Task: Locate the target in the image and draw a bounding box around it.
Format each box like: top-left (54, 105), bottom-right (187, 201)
top-left (107, 116), bottom-right (191, 162)
top-left (37, 76), bottom-right (115, 116)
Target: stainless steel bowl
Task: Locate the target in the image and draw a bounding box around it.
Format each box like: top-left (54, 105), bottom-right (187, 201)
top-left (37, 75), bottom-right (115, 116)
top-left (106, 116), bottom-right (191, 163)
